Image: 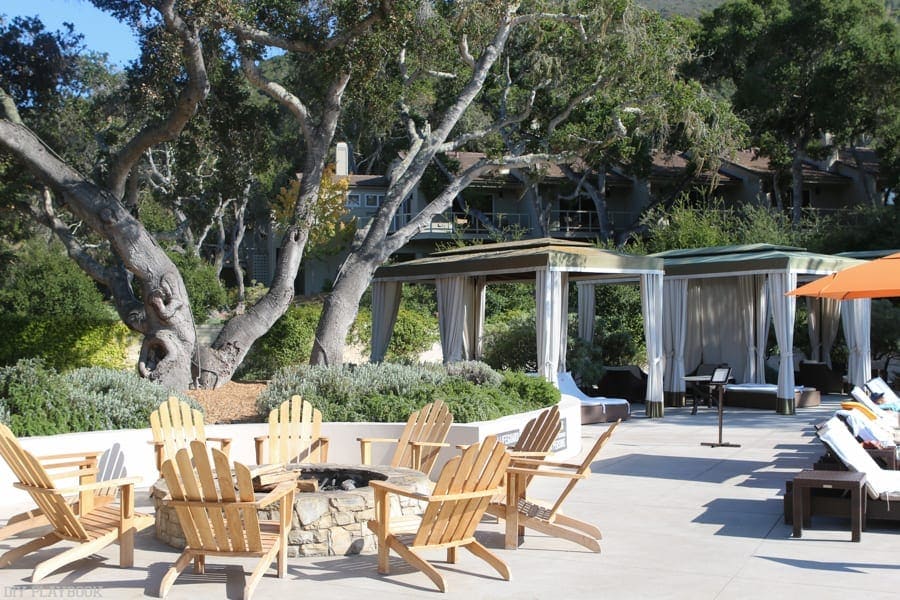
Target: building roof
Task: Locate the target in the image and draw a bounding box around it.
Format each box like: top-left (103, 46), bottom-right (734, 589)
top-left (652, 243), bottom-right (865, 279)
top-left (725, 150), bottom-right (853, 185)
top-left (372, 237), bottom-right (663, 283)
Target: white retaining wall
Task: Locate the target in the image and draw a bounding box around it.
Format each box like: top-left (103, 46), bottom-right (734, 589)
top-left (0, 396), bottom-right (581, 512)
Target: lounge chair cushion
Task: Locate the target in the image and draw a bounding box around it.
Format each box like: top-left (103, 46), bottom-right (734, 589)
top-left (835, 409), bottom-right (895, 447)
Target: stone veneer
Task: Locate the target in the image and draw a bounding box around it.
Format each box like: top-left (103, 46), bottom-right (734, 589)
top-left (150, 463), bottom-right (432, 557)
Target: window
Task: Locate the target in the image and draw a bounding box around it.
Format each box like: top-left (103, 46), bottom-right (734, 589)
top-left (346, 193), bottom-right (360, 208)
top-left (365, 194), bottom-right (383, 207)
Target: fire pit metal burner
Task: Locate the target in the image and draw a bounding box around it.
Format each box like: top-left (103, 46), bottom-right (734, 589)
top-left (151, 463), bottom-right (431, 557)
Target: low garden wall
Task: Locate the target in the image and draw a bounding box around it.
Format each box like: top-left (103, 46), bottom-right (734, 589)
top-left (0, 396), bottom-right (581, 514)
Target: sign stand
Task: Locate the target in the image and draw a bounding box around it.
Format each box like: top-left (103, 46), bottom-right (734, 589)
top-left (701, 367), bottom-right (740, 448)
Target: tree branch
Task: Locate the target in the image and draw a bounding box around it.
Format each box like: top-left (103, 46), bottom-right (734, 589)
top-left (239, 46), bottom-right (313, 141)
top-left (0, 88), bottom-right (23, 124)
top-left (107, 0), bottom-right (210, 199)
top-left (227, 0), bottom-right (394, 53)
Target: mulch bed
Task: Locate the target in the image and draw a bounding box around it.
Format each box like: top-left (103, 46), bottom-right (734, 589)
top-left (185, 380), bottom-right (266, 424)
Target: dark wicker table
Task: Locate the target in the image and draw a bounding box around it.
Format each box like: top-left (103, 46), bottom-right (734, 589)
top-left (792, 469), bottom-right (866, 542)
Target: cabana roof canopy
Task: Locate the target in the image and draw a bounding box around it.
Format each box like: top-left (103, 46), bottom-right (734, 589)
top-left (652, 243), bottom-right (865, 278)
top-left (373, 238), bottom-right (663, 283)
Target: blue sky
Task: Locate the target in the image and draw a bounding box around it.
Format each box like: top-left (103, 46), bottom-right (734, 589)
top-left (3, 0), bottom-right (140, 66)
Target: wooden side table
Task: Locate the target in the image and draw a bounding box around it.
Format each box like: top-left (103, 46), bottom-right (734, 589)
top-left (792, 469), bottom-right (866, 542)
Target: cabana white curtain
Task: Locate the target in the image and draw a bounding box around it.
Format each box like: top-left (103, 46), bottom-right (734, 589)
top-left (577, 282), bottom-right (595, 342)
top-left (641, 272), bottom-right (665, 412)
top-left (753, 276), bottom-right (770, 383)
top-left (662, 278), bottom-right (688, 395)
top-left (536, 270), bottom-right (568, 383)
top-left (807, 297), bottom-right (841, 367)
top-left (738, 275), bottom-right (768, 383)
top-left (768, 272), bottom-right (797, 400)
top-left (436, 276), bottom-right (477, 363)
top-left (684, 281), bottom-right (703, 373)
top-left (370, 281), bottom-right (402, 362)
top-left (841, 299), bottom-right (872, 387)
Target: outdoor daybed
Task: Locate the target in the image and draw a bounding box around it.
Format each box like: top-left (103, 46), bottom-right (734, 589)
top-left (723, 383), bottom-right (820, 410)
top-left (558, 372), bottom-right (630, 424)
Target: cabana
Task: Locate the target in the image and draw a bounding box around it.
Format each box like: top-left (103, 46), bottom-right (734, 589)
top-left (648, 244), bottom-right (869, 414)
top-left (369, 238), bottom-right (667, 417)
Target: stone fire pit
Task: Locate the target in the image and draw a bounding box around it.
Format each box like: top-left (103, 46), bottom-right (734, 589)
top-left (150, 463), bottom-right (431, 557)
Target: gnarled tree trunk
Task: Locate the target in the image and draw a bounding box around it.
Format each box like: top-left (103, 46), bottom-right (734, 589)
top-left (0, 120), bottom-right (196, 389)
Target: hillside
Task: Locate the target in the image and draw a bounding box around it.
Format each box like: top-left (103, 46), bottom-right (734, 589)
top-left (639, 0), bottom-right (898, 20)
top-left (638, 0), bottom-right (724, 18)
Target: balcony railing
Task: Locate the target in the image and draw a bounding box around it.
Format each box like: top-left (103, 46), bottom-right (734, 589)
top-left (416, 209), bottom-right (638, 238)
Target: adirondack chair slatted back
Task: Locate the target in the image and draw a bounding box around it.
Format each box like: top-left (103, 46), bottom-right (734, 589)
top-left (0, 424), bottom-right (89, 541)
top-left (392, 399), bottom-right (454, 475)
top-left (547, 418), bottom-right (619, 517)
top-left (513, 405), bottom-right (561, 455)
top-left (151, 397), bottom-right (206, 469)
top-left (161, 441), bottom-right (262, 553)
top-left (413, 435), bottom-right (510, 548)
top-left (508, 405), bottom-right (562, 492)
top-left (266, 396), bottom-right (325, 464)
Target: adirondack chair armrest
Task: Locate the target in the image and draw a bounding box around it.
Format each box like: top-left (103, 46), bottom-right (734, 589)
top-left (15, 475), bottom-right (143, 497)
top-left (357, 437), bottom-right (400, 444)
top-left (256, 481), bottom-right (296, 508)
top-left (369, 480), bottom-right (430, 501)
top-left (408, 441), bottom-right (450, 448)
top-left (36, 450), bottom-right (103, 464)
top-left (313, 437), bottom-right (330, 462)
top-left (358, 437), bottom-right (400, 465)
top-left (505, 466), bottom-right (587, 480)
top-left (508, 450), bottom-right (551, 458)
top-left (41, 467), bottom-right (100, 482)
top-left (428, 488), bottom-right (501, 502)
top-left (206, 436), bottom-right (231, 448)
top-left (508, 457), bottom-right (581, 469)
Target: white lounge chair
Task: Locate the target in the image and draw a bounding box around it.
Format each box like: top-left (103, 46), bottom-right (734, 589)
top-left (849, 386), bottom-right (900, 431)
top-left (866, 376), bottom-right (900, 406)
top-left (557, 372), bottom-right (629, 424)
top-left (818, 416), bottom-right (900, 503)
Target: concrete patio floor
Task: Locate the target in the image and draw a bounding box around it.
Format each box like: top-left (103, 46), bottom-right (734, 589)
top-left (1, 393), bottom-right (898, 599)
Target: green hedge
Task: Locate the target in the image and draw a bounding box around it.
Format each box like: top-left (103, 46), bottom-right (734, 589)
top-left (0, 315), bottom-right (133, 370)
top-left (0, 359), bottom-right (196, 436)
top-left (236, 302), bottom-right (322, 380)
top-left (257, 362), bottom-right (559, 423)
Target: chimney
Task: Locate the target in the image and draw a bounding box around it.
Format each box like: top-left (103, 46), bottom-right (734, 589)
top-left (335, 142), bottom-right (350, 176)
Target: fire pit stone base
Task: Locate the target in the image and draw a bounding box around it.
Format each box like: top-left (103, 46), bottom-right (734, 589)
top-left (151, 463), bottom-right (432, 557)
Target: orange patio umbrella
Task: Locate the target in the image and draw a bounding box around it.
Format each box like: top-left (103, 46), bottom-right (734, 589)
top-left (788, 252), bottom-right (900, 300)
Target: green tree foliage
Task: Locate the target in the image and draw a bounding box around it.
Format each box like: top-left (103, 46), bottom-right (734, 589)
top-left (166, 250), bottom-right (227, 323)
top-left (799, 205), bottom-right (900, 254)
top-left (0, 238), bottom-right (133, 369)
top-left (236, 301), bottom-right (323, 380)
top-left (0, 238), bottom-right (109, 319)
top-left (634, 197), bottom-right (799, 254)
top-left (694, 0), bottom-right (900, 221)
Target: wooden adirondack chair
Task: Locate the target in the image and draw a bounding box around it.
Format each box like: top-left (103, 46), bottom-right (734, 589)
top-left (0, 447), bottom-right (116, 543)
top-left (0, 423), bottom-right (153, 583)
top-left (367, 435), bottom-right (511, 593)
top-left (494, 419), bottom-right (620, 552)
top-left (150, 396), bottom-right (231, 473)
top-left (358, 399), bottom-right (453, 478)
top-left (254, 395), bottom-right (329, 465)
top-left (158, 440), bottom-right (295, 600)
